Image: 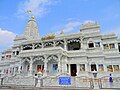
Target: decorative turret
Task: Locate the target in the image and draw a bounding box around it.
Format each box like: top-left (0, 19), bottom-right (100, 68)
top-left (80, 21), bottom-right (100, 35)
top-left (24, 16), bottom-right (39, 39)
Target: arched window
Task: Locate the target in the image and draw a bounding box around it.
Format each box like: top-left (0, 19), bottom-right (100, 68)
top-left (44, 42), bottom-right (54, 48)
top-left (55, 40), bottom-right (64, 48)
top-left (23, 44), bottom-right (32, 50)
top-left (34, 43), bottom-right (42, 49)
top-left (88, 41), bottom-right (94, 48)
top-left (67, 38), bottom-right (81, 51)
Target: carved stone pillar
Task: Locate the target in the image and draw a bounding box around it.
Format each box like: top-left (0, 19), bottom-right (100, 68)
top-left (68, 64), bottom-right (70, 75)
top-left (115, 43), bottom-right (119, 50)
top-left (64, 38), bottom-right (67, 50)
top-left (32, 43), bottom-right (35, 50)
top-left (14, 51), bottom-right (16, 56)
top-left (18, 66), bottom-right (21, 74)
top-left (80, 37), bottom-right (83, 49)
top-left (43, 55), bottom-right (48, 76)
top-left (28, 57), bottom-right (33, 76)
top-left (13, 67), bottom-right (15, 75)
top-left (18, 59), bottom-right (22, 74)
top-left (44, 61), bottom-right (48, 76)
top-left (58, 61), bottom-right (61, 73)
top-left (58, 55), bottom-right (62, 73)
top-left (100, 42), bottom-right (104, 50)
top-left (61, 56), bottom-right (67, 73)
top-left (104, 64), bottom-right (107, 72)
top-left (76, 64), bottom-right (80, 76)
top-left (8, 68), bottom-right (10, 76)
top-left (42, 42), bottom-right (44, 48)
top-left (53, 41), bottom-right (56, 47)
top-left (21, 45), bottom-right (23, 51)
top-left (96, 64), bottom-right (98, 71)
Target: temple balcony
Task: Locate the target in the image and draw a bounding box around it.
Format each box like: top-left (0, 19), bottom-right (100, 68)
top-left (19, 47), bottom-right (67, 57)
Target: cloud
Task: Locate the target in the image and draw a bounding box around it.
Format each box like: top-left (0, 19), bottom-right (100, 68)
top-left (17, 0), bottom-right (59, 18)
top-left (56, 21), bottom-right (81, 34)
top-left (0, 28), bottom-right (16, 52)
top-left (67, 18), bottom-right (80, 21)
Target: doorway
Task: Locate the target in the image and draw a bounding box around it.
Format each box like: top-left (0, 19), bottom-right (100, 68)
top-left (70, 64), bottom-right (77, 76)
top-left (91, 64), bottom-right (97, 71)
top-left (37, 65), bottom-right (44, 72)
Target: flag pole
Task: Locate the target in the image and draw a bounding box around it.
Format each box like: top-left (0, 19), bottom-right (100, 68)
top-left (27, 10), bottom-right (31, 20)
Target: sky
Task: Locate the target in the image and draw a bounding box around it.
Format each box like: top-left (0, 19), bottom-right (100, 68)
top-left (0, 0), bottom-right (120, 53)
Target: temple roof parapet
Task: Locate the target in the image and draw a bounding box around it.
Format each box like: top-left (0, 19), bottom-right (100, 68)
top-left (1, 48), bottom-right (12, 54)
top-left (80, 21), bottom-right (100, 30)
top-left (14, 35), bottom-right (27, 41)
top-left (102, 33), bottom-right (117, 39)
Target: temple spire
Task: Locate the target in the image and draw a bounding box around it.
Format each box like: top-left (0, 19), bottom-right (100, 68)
top-left (24, 16), bottom-right (39, 39)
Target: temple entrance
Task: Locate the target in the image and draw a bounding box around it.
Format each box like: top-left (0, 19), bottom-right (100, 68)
top-left (70, 64), bottom-right (77, 76)
top-left (37, 65), bottom-right (44, 73)
top-left (91, 64), bottom-right (97, 71)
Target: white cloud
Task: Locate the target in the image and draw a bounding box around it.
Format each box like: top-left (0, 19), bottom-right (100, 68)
top-left (0, 28), bottom-right (16, 52)
top-left (17, 0), bottom-right (58, 18)
top-left (56, 21), bottom-right (81, 34)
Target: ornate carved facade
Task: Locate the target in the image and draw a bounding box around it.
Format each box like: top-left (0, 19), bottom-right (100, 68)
top-left (0, 17), bottom-right (120, 79)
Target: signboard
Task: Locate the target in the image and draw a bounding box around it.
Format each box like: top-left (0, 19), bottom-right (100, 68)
top-left (59, 77), bottom-right (71, 85)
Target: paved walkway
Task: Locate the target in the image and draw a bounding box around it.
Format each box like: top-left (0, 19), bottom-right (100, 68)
top-left (0, 87), bottom-right (119, 90)
top-left (0, 85), bottom-right (119, 90)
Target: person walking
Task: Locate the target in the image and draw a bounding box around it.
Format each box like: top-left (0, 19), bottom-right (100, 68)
top-left (109, 73), bottom-right (113, 88)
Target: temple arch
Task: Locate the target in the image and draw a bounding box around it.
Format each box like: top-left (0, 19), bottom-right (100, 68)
top-left (47, 55), bottom-right (58, 76)
top-left (67, 38), bottom-right (81, 50)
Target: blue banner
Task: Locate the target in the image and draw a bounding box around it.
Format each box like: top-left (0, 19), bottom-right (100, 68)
top-left (59, 77), bottom-right (71, 85)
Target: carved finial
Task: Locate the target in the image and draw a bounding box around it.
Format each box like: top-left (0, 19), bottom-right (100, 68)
top-left (31, 16), bottom-right (35, 19)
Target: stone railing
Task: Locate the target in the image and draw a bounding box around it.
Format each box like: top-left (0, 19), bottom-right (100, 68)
top-left (1, 73), bottom-right (120, 89)
top-left (0, 59), bottom-right (19, 64)
top-left (42, 74), bottom-right (93, 88)
top-left (2, 74), bottom-right (35, 86)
